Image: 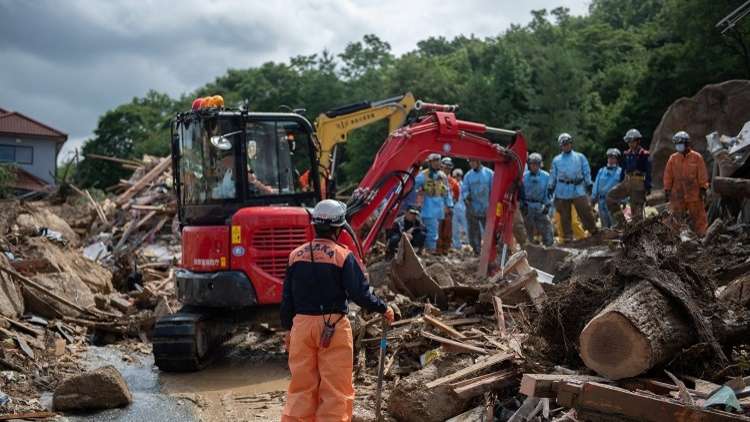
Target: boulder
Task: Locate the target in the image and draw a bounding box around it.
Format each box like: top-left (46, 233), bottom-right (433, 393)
top-left (53, 365), bottom-right (132, 411)
top-left (651, 80), bottom-right (750, 188)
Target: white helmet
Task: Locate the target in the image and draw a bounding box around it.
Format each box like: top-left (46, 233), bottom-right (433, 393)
top-left (527, 152), bottom-right (543, 165)
top-left (312, 199), bottom-right (347, 227)
top-left (441, 157), bottom-right (453, 168)
top-left (452, 168), bottom-right (463, 178)
top-left (427, 153), bottom-right (441, 161)
top-left (557, 133), bottom-right (573, 146)
top-left (606, 148), bottom-right (621, 158)
top-left (672, 131), bottom-right (690, 144)
top-left (623, 128), bottom-right (642, 142)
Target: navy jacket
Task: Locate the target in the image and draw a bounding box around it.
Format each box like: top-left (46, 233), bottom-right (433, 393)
top-left (622, 147), bottom-right (652, 190)
top-left (280, 238), bottom-right (386, 329)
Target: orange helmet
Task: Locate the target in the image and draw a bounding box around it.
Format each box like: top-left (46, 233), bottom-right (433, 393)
top-left (191, 98), bottom-right (203, 110)
top-left (211, 95), bottom-right (224, 108)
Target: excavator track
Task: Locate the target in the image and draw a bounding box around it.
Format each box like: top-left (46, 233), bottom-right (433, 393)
top-left (152, 307), bottom-right (236, 372)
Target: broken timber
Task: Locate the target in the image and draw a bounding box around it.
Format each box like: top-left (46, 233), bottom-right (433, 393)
top-left (426, 352), bottom-right (513, 388)
top-left (713, 176), bottom-right (750, 199)
top-left (421, 331), bottom-right (486, 354)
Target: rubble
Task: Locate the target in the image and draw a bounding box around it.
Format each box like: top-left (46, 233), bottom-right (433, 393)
top-left (53, 365), bottom-right (132, 411)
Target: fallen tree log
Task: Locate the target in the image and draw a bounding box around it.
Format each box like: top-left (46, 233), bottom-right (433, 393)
top-left (579, 280), bottom-right (697, 379)
top-left (713, 176), bottom-right (750, 199)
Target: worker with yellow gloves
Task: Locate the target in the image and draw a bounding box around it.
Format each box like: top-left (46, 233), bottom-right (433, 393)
top-left (663, 131), bottom-right (709, 236)
top-left (415, 154), bottom-right (453, 253)
top-left (280, 199), bottom-right (395, 421)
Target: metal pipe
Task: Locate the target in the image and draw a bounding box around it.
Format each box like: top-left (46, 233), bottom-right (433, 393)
top-left (485, 126), bottom-right (517, 137)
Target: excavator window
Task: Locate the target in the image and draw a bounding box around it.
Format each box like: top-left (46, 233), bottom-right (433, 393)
top-left (178, 115), bottom-right (242, 204)
top-left (245, 120), bottom-right (313, 197)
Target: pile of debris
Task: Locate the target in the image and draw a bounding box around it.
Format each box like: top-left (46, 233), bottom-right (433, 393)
top-left (353, 217), bottom-right (750, 421)
top-left (0, 155), bottom-right (179, 417)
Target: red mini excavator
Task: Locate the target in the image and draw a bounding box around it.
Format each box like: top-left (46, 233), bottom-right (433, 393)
top-left (152, 100), bottom-right (527, 371)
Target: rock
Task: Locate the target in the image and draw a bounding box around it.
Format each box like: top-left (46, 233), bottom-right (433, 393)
top-left (426, 263), bottom-right (454, 287)
top-left (366, 260), bottom-right (391, 288)
top-left (24, 237), bottom-right (112, 294)
top-left (651, 80), bottom-right (750, 188)
top-left (388, 356), bottom-right (473, 422)
top-left (53, 365), bottom-right (132, 411)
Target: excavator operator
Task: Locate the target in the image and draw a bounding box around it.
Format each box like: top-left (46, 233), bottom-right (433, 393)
top-left (280, 199), bottom-right (395, 421)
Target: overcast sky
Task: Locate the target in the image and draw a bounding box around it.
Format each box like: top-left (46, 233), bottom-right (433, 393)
top-left (0, 0), bottom-right (590, 161)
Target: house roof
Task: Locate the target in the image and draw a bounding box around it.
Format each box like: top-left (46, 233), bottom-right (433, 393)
top-left (7, 166), bottom-right (52, 192)
top-left (0, 108), bottom-right (68, 143)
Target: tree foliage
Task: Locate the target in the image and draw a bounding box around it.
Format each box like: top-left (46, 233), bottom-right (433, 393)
top-left (75, 0), bottom-right (750, 187)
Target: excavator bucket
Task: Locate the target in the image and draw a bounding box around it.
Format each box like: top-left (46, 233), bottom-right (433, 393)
top-left (390, 235), bottom-right (447, 307)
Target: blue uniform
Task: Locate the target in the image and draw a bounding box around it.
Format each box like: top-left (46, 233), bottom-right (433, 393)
top-left (415, 169), bottom-right (453, 250)
top-left (548, 151), bottom-right (592, 200)
top-left (622, 147), bottom-right (651, 190)
top-left (592, 166), bottom-right (623, 228)
top-left (522, 169), bottom-right (554, 246)
top-left (461, 166), bottom-right (494, 253)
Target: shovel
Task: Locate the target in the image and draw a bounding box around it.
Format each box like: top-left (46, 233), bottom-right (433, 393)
top-left (374, 319), bottom-right (389, 421)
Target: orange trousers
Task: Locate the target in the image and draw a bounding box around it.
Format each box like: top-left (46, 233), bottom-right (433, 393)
top-left (282, 314), bottom-right (354, 422)
top-left (670, 199), bottom-right (708, 236)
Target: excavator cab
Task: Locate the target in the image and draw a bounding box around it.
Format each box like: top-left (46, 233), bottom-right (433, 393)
top-left (172, 110), bottom-right (322, 226)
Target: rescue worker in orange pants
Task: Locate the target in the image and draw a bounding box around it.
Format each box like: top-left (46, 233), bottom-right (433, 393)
top-left (280, 199), bottom-right (395, 421)
top-left (663, 131), bottom-right (709, 236)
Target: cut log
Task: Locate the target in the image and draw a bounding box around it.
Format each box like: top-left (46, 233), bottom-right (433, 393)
top-left (579, 281), bottom-right (693, 380)
top-left (492, 296), bottom-right (506, 337)
top-left (713, 176), bottom-right (750, 199)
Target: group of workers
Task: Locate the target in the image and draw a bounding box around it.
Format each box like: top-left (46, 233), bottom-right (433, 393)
top-left (384, 126), bottom-right (711, 258)
top-left (384, 154), bottom-right (496, 258)
top-left (279, 128), bottom-right (711, 421)
top-left (522, 128), bottom-right (709, 243)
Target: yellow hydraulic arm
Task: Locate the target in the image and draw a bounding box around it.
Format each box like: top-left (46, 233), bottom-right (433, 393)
top-left (313, 93), bottom-right (416, 196)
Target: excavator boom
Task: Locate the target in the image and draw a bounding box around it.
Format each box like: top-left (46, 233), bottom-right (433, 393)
top-left (314, 93), bottom-right (416, 196)
top-left (347, 104), bottom-right (527, 276)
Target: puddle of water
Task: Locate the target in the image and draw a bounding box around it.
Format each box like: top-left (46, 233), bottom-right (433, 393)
top-left (160, 358), bottom-right (289, 395)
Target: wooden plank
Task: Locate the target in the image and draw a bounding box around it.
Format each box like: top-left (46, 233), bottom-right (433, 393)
top-left (519, 374), bottom-right (608, 398)
top-left (524, 276), bottom-right (546, 312)
top-left (714, 176), bottom-right (750, 199)
top-left (451, 369), bottom-right (517, 399)
top-left (116, 158), bottom-right (170, 205)
top-left (423, 314), bottom-right (466, 339)
top-left (425, 352), bottom-right (512, 389)
top-left (496, 270), bottom-right (537, 300)
top-left (565, 381), bottom-right (750, 422)
top-left (444, 318), bottom-right (482, 327)
top-left (421, 331), bottom-right (486, 354)
top-left (492, 296), bottom-right (507, 337)
top-left (501, 250), bottom-right (528, 278)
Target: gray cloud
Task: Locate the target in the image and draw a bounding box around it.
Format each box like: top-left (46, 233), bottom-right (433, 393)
top-left (0, 0), bottom-right (590, 161)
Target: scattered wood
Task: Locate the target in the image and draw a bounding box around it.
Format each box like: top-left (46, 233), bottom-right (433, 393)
top-left (492, 296), bottom-right (506, 337)
top-left (116, 158), bottom-right (170, 206)
top-left (423, 314), bottom-right (466, 339)
top-left (444, 318), bottom-right (482, 327)
top-left (0, 267), bottom-right (95, 316)
top-left (554, 381), bottom-right (749, 422)
top-left (421, 331), bottom-right (487, 355)
top-left (425, 352), bottom-right (512, 388)
top-left (451, 369), bottom-right (517, 399)
top-left (520, 374), bottom-right (608, 398)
